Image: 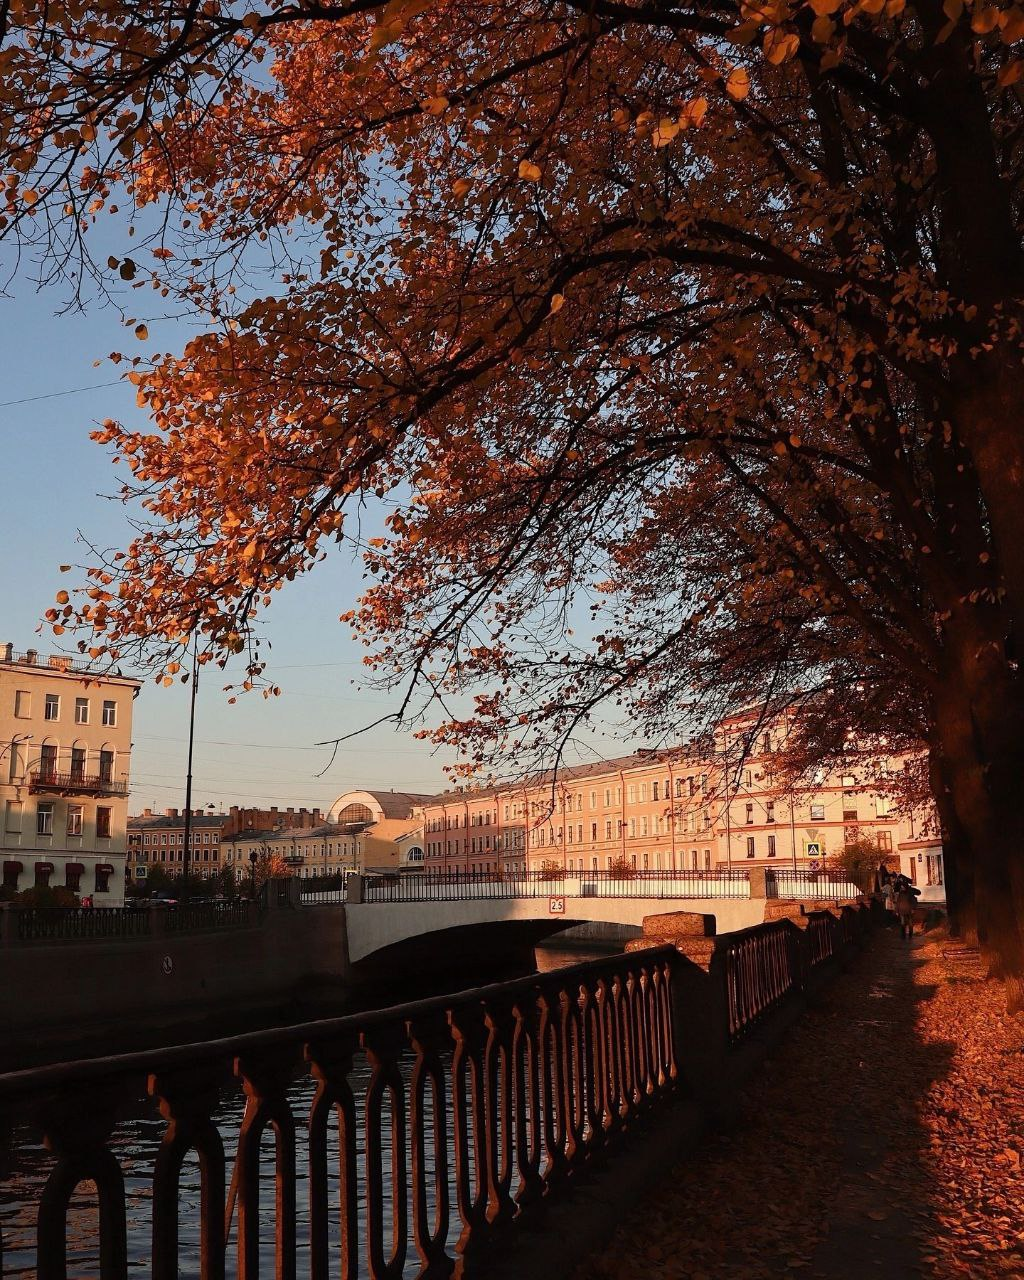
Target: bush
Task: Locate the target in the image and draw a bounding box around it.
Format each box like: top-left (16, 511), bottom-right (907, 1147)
top-left (12, 885), bottom-right (80, 908)
top-left (538, 859), bottom-right (564, 880)
top-left (828, 837), bottom-right (884, 893)
top-left (607, 856), bottom-right (636, 880)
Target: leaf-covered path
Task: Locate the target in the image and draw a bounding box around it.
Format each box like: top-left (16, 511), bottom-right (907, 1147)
top-left (578, 931), bottom-right (1024, 1279)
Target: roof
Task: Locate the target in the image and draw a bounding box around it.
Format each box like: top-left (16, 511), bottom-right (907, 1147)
top-left (428, 750), bottom-right (709, 803)
top-left (334, 790), bottom-right (438, 819)
top-left (128, 814), bottom-right (228, 830)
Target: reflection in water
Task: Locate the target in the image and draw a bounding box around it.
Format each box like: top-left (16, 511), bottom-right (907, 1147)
top-left (0, 943), bottom-right (621, 1276)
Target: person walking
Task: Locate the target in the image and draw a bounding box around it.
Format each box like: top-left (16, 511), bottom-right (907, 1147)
top-left (894, 878), bottom-right (917, 939)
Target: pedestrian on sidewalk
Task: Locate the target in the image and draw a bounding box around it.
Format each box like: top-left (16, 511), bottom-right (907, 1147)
top-left (894, 880), bottom-right (917, 939)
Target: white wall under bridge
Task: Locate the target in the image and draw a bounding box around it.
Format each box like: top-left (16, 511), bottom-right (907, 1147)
top-left (343, 896), bottom-right (768, 966)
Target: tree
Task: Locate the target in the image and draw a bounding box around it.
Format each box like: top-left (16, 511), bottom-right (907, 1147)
top-left (828, 837), bottom-right (887, 895)
top-left (4, 0), bottom-right (1024, 1001)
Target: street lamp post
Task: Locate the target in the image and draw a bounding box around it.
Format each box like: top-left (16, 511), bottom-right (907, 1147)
top-left (181, 647), bottom-right (199, 899)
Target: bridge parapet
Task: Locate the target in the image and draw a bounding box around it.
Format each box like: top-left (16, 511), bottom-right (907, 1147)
top-left (299, 866), bottom-right (862, 909)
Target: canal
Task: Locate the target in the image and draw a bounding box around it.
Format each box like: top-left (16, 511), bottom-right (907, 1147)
top-left (0, 940), bottom-right (622, 1276)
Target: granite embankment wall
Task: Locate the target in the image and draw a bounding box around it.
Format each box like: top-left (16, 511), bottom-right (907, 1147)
top-left (0, 889), bottom-right (350, 1066)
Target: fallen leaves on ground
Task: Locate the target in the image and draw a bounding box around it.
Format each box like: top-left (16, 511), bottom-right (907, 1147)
top-left (574, 932), bottom-right (1024, 1279)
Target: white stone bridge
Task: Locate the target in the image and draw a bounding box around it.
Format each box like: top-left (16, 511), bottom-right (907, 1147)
top-left (299, 869), bottom-right (861, 979)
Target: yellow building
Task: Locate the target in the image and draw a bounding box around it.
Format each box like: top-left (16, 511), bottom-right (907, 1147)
top-left (0, 643), bottom-right (140, 904)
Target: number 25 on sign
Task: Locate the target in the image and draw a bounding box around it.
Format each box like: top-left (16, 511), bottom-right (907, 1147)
top-left (549, 896), bottom-right (565, 915)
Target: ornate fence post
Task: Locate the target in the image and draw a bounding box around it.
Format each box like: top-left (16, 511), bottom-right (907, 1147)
top-left (360, 1023), bottom-right (410, 1280)
top-left (448, 1000), bottom-right (490, 1275)
top-left (406, 1011), bottom-right (455, 1280)
top-left (148, 1064), bottom-right (229, 1280)
top-left (35, 1088), bottom-right (129, 1280)
top-left (233, 1047), bottom-right (302, 1280)
top-left (305, 1033), bottom-right (361, 1280)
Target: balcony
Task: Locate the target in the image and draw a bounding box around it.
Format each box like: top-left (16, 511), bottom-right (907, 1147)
top-left (29, 769), bottom-right (129, 798)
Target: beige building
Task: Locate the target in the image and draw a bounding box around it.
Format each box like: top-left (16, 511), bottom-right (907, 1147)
top-left (328, 789), bottom-right (435, 873)
top-left (1, 643), bottom-right (140, 904)
top-left (127, 804), bottom-right (324, 884)
top-left (420, 714), bottom-right (943, 891)
top-left (223, 822), bottom-right (358, 883)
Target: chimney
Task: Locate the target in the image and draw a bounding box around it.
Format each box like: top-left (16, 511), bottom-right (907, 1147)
top-left (25, 649), bottom-right (37, 664)
top-left (1, 643), bottom-right (11, 662)
top-left (165, 808), bottom-right (177, 818)
top-left (271, 806), bottom-right (278, 814)
top-left (143, 808), bottom-right (153, 817)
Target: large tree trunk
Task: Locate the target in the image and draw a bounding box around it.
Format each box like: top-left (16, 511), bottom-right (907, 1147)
top-left (933, 644), bottom-right (1024, 1010)
top-left (927, 747), bottom-right (975, 941)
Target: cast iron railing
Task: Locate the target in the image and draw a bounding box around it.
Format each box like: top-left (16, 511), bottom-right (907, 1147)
top-left (13, 906), bottom-right (152, 943)
top-left (298, 885), bottom-right (349, 905)
top-left (766, 868), bottom-right (862, 900)
top-left (0, 904), bottom-right (876, 1275)
top-left (4, 901), bottom-right (254, 944)
top-left (0, 947), bottom-right (678, 1278)
top-left (163, 899), bottom-right (253, 932)
top-left (28, 769), bottom-right (130, 798)
top-left (360, 867), bottom-right (751, 903)
top-left (721, 904), bottom-right (870, 1042)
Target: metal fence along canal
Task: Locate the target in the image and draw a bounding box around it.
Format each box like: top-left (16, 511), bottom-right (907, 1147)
top-left (0, 903), bottom-right (877, 1278)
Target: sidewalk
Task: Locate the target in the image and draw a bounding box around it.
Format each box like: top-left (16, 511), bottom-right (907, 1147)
top-left (579, 930), bottom-right (1024, 1279)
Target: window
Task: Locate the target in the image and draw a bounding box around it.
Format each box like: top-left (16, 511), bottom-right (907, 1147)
top-left (746, 836), bottom-right (755, 859)
top-left (605, 820), bottom-right (612, 840)
top-left (44, 693), bottom-right (60, 721)
top-left (745, 803), bottom-right (754, 825)
top-left (35, 861), bottom-right (53, 889)
top-left (652, 781), bottom-right (660, 801)
top-left (102, 700), bottom-right (117, 727)
top-left (75, 697), bottom-right (90, 724)
top-left (810, 804), bottom-right (825, 821)
top-left (628, 818), bottom-right (636, 838)
top-left (71, 746), bottom-right (86, 781)
top-left (704, 849), bottom-right (712, 870)
top-left (640, 816), bottom-right (648, 837)
top-left (640, 782), bottom-right (647, 801)
top-left (743, 770), bottom-right (752, 788)
top-left (768, 834), bottom-right (777, 858)
top-left (14, 690), bottom-right (31, 718)
top-left (604, 788), bottom-right (611, 806)
top-left (841, 775), bottom-right (856, 788)
top-left (66, 863), bottom-right (83, 891)
top-left (762, 732), bottom-right (772, 754)
top-left (591, 822), bottom-right (597, 841)
top-left (94, 865), bottom-right (112, 893)
top-left (4, 799), bottom-right (21, 832)
top-left (675, 779), bottom-right (683, 799)
top-left (766, 800), bottom-right (775, 823)
top-left (876, 830), bottom-right (892, 852)
top-left (689, 776), bottom-right (698, 796)
top-left (576, 794), bottom-right (583, 812)
top-left (66, 805), bottom-right (83, 836)
top-left (628, 784), bottom-right (637, 804)
top-left (876, 797), bottom-right (891, 817)
top-left (36, 803), bottom-right (54, 836)
top-left (842, 800), bottom-right (858, 821)
top-left (39, 743), bottom-right (57, 778)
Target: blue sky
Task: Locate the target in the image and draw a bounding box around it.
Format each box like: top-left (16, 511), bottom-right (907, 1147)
top-left (0, 273), bottom-right (460, 811)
